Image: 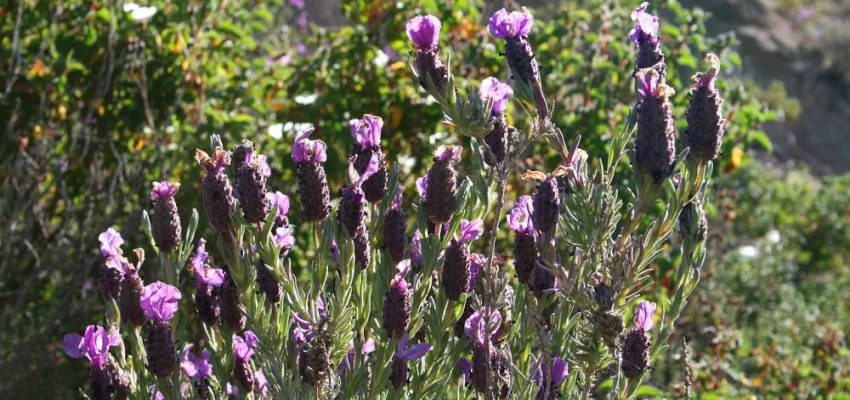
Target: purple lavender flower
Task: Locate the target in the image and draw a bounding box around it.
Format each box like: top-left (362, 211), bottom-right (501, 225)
top-left (180, 344), bottom-right (213, 381)
top-left (191, 239), bottom-right (224, 326)
top-left (459, 219), bottom-right (484, 242)
top-left (634, 68), bottom-right (676, 184)
top-left (481, 77), bottom-right (513, 117)
top-left (533, 175), bottom-right (560, 238)
top-left (630, 2), bottom-right (666, 77)
top-left (464, 308), bottom-right (502, 347)
top-left (151, 181), bottom-right (183, 253)
top-left (622, 300), bottom-right (656, 379)
top-left (382, 185), bottom-right (408, 264)
top-left (120, 267), bottom-right (146, 327)
top-left (221, 269), bottom-right (246, 332)
top-left (98, 228), bottom-right (127, 300)
top-left (415, 176), bottom-right (428, 198)
top-left (192, 239), bottom-right (225, 287)
top-left (255, 258), bottom-right (282, 305)
top-left (273, 225), bottom-right (296, 254)
top-left (233, 331), bottom-right (259, 393)
top-left (442, 219), bottom-right (482, 301)
top-left (390, 332), bottom-right (433, 388)
top-left (457, 358), bottom-right (471, 385)
top-left (465, 308), bottom-right (510, 396)
top-left (295, 12), bottom-right (308, 30)
top-left (350, 114), bottom-right (388, 202)
top-left (532, 356), bottom-right (569, 400)
top-left (487, 9), bottom-right (534, 39)
top-left (425, 146), bottom-right (461, 225)
top-left (383, 260), bottom-right (413, 338)
top-left (267, 191), bottom-right (291, 230)
top-left (63, 325), bottom-right (121, 369)
top-left (141, 281), bottom-right (181, 323)
top-left (293, 129), bottom-right (331, 222)
top-left (288, 0), bottom-right (304, 10)
top-left (196, 148), bottom-right (237, 236)
top-left (684, 54), bottom-right (725, 163)
top-left (407, 15), bottom-right (448, 92)
top-left (337, 339), bottom-right (377, 382)
top-left (234, 141), bottom-right (271, 224)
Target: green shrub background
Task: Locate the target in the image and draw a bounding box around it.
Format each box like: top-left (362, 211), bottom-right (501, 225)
top-left (0, 0), bottom-right (846, 397)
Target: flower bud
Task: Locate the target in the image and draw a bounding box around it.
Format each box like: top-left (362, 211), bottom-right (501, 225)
top-left (684, 54), bottom-right (725, 163)
top-left (151, 182), bottom-right (182, 253)
top-left (634, 69), bottom-right (676, 184)
top-left (442, 239), bottom-right (471, 301)
top-left (382, 187), bottom-right (408, 264)
top-left (424, 146), bottom-right (461, 225)
top-left (622, 328), bottom-right (651, 379)
top-left (220, 270), bottom-right (246, 332)
top-left (352, 226), bottom-right (372, 269)
top-left (255, 259), bottom-right (282, 306)
top-left (484, 117), bottom-right (516, 167)
top-left (196, 149), bottom-right (236, 235)
top-left (533, 177), bottom-right (560, 238)
top-left (144, 322), bottom-right (177, 378)
top-left (293, 129), bottom-right (330, 222)
top-left (234, 141), bottom-right (271, 224)
top-left (88, 357), bottom-right (130, 400)
top-left (383, 263), bottom-right (412, 339)
top-left (119, 273), bottom-right (146, 327)
top-left (471, 344), bottom-right (511, 398)
top-left (390, 356), bottom-right (409, 389)
top-left (630, 2), bottom-right (666, 78)
top-left (679, 200), bottom-right (708, 244)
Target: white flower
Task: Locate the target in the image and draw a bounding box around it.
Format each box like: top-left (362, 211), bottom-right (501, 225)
top-left (281, 122), bottom-right (314, 136)
top-left (373, 49), bottom-right (389, 68)
top-left (766, 230), bottom-right (781, 244)
top-left (123, 3), bottom-right (157, 22)
top-left (294, 93), bottom-right (318, 105)
top-left (268, 123), bottom-right (284, 140)
top-left (737, 245), bottom-right (759, 258)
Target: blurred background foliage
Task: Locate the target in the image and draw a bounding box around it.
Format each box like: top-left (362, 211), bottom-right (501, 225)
top-left (0, 0), bottom-right (845, 398)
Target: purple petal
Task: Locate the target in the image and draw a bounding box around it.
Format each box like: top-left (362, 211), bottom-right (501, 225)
top-left (292, 128), bottom-right (327, 163)
top-left (634, 300), bottom-right (656, 331)
top-left (463, 311), bottom-right (485, 346)
top-left (457, 358), bottom-right (471, 384)
top-left (406, 15), bottom-right (441, 50)
top-left (400, 342), bottom-right (433, 361)
top-left (190, 239), bottom-right (209, 272)
top-left (349, 114), bottom-right (383, 148)
top-left (361, 339), bottom-right (376, 355)
top-left (63, 333), bottom-right (84, 359)
top-left (140, 281), bottom-right (182, 322)
top-left (391, 185), bottom-right (404, 210)
top-left (234, 331), bottom-right (259, 361)
top-left (635, 69), bottom-right (659, 99)
top-left (266, 191), bottom-right (291, 217)
top-left (151, 181), bottom-right (180, 199)
top-left (415, 176), bottom-right (428, 198)
top-left (551, 357), bottom-right (569, 385)
top-left (274, 226), bottom-right (296, 251)
top-left (397, 332), bottom-right (409, 354)
top-left (98, 228), bottom-right (123, 258)
top-left (355, 154), bottom-right (380, 186)
top-left (488, 8), bottom-right (534, 39)
top-left (433, 145), bottom-right (461, 162)
top-left (459, 219), bottom-right (484, 242)
top-left (630, 2), bottom-right (659, 46)
top-left (480, 77), bottom-right (513, 115)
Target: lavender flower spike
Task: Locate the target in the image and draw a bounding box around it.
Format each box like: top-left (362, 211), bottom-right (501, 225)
top-left (350, 114), bottom-right (388, 202)
top-left (383, 260), bottom-right (413, 338)
top-left (390, 332), bottom-right (433, 388)
top-left (234, 331), bottom-right (259, 393)
top-left (141, 282), bottom-right (180, 378)
top-left (293, 128), bottom-right (331, 221)
top-left (197, 148), bottom-right (237, 236)
top-left (634, 68), bottom-right (676, 184)
top-left (407, 15), bottom-right (448, 92)
top-left (425, 146), bottom-right (461, 224)
top-left (382, 185), bottom-right (408, 264)
top-left (622, 300), bottom-right (657, 379)
top-left (488, 8), bottom-right (548, 118)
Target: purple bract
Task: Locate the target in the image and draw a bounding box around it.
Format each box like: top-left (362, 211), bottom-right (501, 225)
top-left (350, 114), bottom-right (383, 149)
top-left (480, 77), bottom-right (513, 115)
top-left (140, 281), bottom-right (182, 322)
top-left (488, 8), bottom-right (534, 39)
top-left (63, 325), bottom-right (121, 369)
top-left (629, 2), bottom-right (659, 46)
top-left (406, 15), bottom-right (441, 50)
top-left (180, 344), bottom-right (213, 381)
top-left (292, 128), bottom-right (327, 163)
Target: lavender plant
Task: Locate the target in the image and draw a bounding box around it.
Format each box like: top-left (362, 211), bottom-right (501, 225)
top-left (62, 3), bottom-right (723, 399)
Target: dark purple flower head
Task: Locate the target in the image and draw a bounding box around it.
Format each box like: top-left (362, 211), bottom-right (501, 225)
top-left (694, 54), bottom-right (719, 91)
top-left (434, 145), bottom-right (462, 162)
top-left (406, 15), bottom-right (441, 50)
top-left (192, 239), bottom-right (225, 287)
top-left (458, 219), bottom-right (484, 242)
top-left (99, 228), bottom-right (124, 259)
top-left (629, 2), bottom-right (659, 46)
top-left (349, 114), bottom-right (383, 149)
top-left (532, 356), bottom-right (569, 386)
top-left (507, 195), bottom-right (535, 234)
top-left (292, 129), bottom-right (327, 163)
top-left (151, 181), bottom-right (180, 200)
top-left (140, 281), bottom-right (182, 323)
top-left (234, 331), bottom-right (259, 361)
top-left (488, 8), bottom-right (534, 39)
top-left (396, 332), bottom-right (433, 361)
top-left (636, 68), bottom-right (660, 99)
top-left (633, 300), bottom-right (656, 331)
top-left (480, 77), bottom-right (513, 116)
top-left (180, 344), bottom-right (213, 381)
top-left (267, 191), bottom-right (291, 217)
top-left (63, 325), bottom-right (121, 369)
top-left (464, 308), bottom-right (502, 347)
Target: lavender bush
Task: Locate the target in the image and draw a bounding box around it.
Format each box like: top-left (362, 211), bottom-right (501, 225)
top-left (63, 4), bottom-right (724, 399)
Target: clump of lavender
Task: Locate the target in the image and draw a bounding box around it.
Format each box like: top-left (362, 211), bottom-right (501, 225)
top-left (98, 228), bottom-right (126, 300)
top-left (407, 15), bottom-right (448, 93)
top-left (630, 2), bottom-right (666, 78)
top-left (424, 146), bottom-right (461, 225)
top-left (220, 269), bottom-right (246, 332)
top-left (683, 54), bottom-right (725, 164)
top-left (508, 195), bottom-right (537, 285)
top-left (488, 8), bottom-right (548, 117)
top-left (480, 77), bottom-right (515, 166)
top-left (191, 239), bottom-right (225, 326)
top-left (64, 325), bottom-right (129, 400)
top-left (140, 281), bottom-right (181, 378)
top-left (532, 356), bottom-right (569, 400)
top-left (622, 301), bottom-right (656, 379)
top-left (390, 332), bottom-right (433, 389)
top-left (196, 148), bottom-right (236, 236)
top-left (465, 308), bottom-right (511, 397)
top-left (383, 260), bottom-right (413, 339)
top-left (634, 69), bottom-right (676, 185)
top-left (339, 154), bottom-right (379, 269)
top-left (443, 219), bottom-right (483, 301)
top-left (350, 114), bottom-right (388, 203)
top-left (233, 141), bottom-right (271, 224)
top-left (151, 182), bottom-right (182, 253)
top-left (180, 344), bottom-right (214, 400)
top-left (293, 129), bottom-right (330, 222)
top-left (381, 185), bottom-right (408, 264)
top-left (233, 331), bottom-right (259, 393)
